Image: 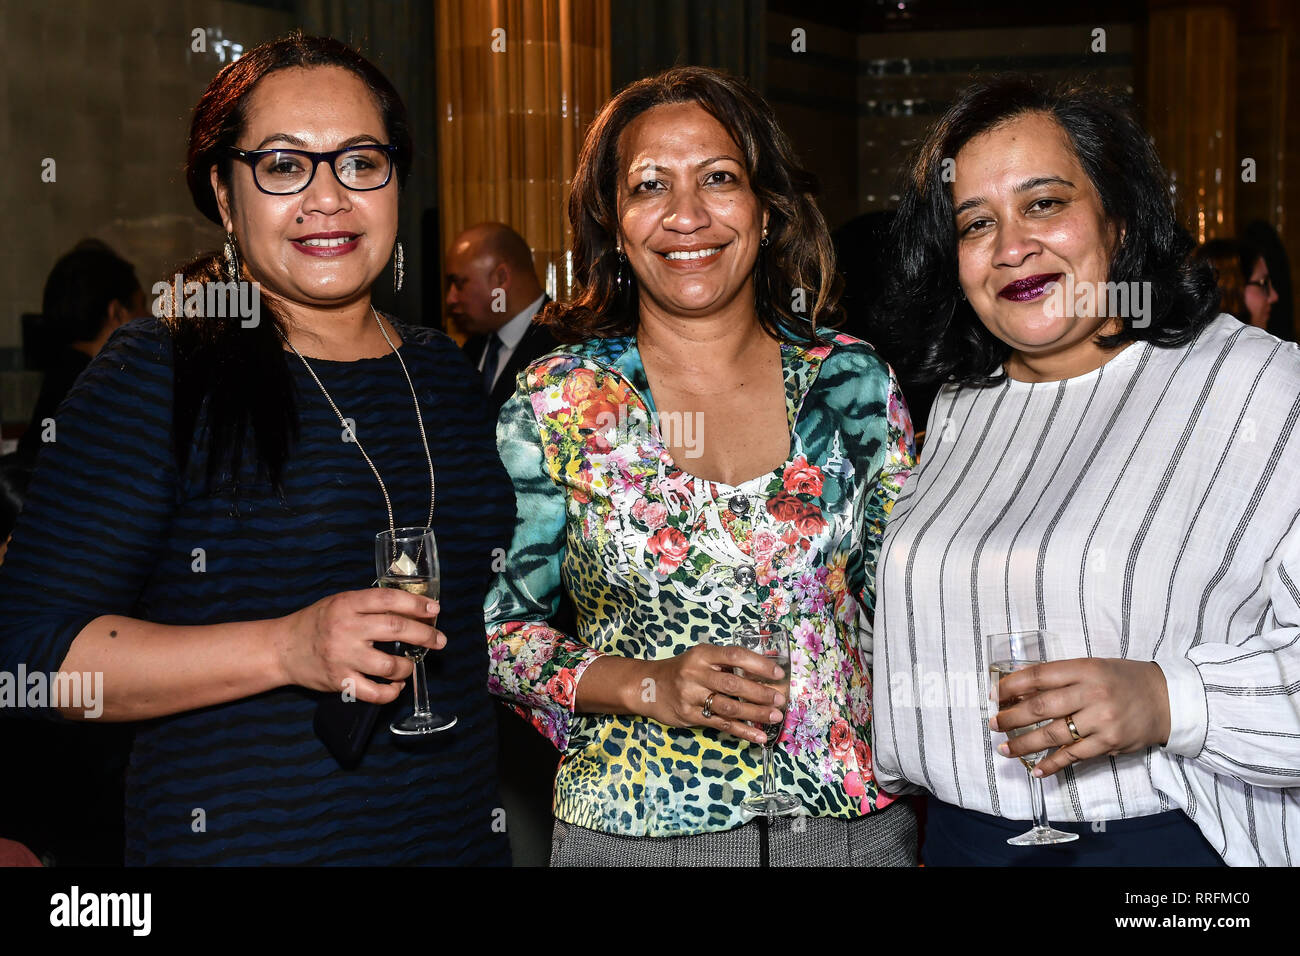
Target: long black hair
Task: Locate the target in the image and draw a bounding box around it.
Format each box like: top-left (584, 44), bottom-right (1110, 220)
top-left (878, 75), bottom-right (1220, 387)
top-left (171, 31), bottom-right (412, 494)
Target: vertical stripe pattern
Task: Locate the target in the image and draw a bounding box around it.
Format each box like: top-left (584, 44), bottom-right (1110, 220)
top-left (873, 315), bottom-right (1300, 866)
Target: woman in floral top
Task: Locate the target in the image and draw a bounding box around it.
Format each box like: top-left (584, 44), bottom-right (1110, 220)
top-left (485, 66), bottom-right (917, 865)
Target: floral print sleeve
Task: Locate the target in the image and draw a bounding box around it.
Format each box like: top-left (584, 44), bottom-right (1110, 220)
top-left (852, 362), bottom-right (916, 625)
top-left (809, 346), bottom-right (915, 678)
top-left (483, 376), bottom-right (604, 751)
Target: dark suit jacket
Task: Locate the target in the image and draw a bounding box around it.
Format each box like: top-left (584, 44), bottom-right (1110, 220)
top-left (463, 296), bottom-right (563, 410)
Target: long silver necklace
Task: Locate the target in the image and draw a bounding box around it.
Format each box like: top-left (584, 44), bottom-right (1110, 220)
top-left (278, 306), bottom-right (436, 537)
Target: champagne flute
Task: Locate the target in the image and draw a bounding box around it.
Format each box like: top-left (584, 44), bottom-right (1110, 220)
top-left (716, 625), bottom-right (799, 818)
top-left (986, 629), bottom-right (1078, 846)
top-left (376, 527), bottom-right (456, 735)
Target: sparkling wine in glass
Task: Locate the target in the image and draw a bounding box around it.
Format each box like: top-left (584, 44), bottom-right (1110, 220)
top-left (720, 625), bottom-right (799, 818)
top-left (376, 527), bottom-right (456, 735)
top-left (986, 629), bottom-right (1078, 846)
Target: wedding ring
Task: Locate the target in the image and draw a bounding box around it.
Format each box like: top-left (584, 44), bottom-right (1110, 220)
top-left (1066, 714), bottom-right (1082, 742)
top-left (702, 692), bottom-right (717, 719)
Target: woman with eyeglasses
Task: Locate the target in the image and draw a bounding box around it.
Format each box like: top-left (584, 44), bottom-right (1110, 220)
top-left (0, 33), bottom-right (513, 865)
top-left (1194, 238), bottom-right (1281, 330)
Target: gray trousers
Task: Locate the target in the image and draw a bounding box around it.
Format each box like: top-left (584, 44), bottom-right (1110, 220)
top-left (550, 798), bottom-right (917, 866)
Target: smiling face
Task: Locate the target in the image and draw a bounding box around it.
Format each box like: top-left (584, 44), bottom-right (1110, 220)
top-left (211, 66), bottom-right (398, 312)
top-left (615, 102), bottom-right (768, 323)
top-left (1243, 255), bottom-right (1278, 328)
top-left (953, 111), bottom-right (1121, 377)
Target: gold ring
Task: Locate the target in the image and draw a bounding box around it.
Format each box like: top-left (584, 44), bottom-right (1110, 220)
top-left (702, 692), bottom-right (717, 719)
top-left (1066, 714), bottom-right (1082, 742)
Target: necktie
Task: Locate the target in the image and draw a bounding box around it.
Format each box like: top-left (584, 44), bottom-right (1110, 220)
top-left (481, 333), bottom-right (504, 392)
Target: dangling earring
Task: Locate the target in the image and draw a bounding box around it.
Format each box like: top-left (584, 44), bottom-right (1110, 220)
top-left (393, 241), bottom-right (404, 293)
top-left (224, 233), bottom-right (240, 283)
top-left (760, 225), bottom-right (769, 248)
top-left (615, 242), bottom-right (626, 292)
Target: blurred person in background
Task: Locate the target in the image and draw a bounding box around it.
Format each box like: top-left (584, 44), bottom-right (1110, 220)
top-left (15, 243), bottom-right (148, 466)
top-left (1194, 237), bottom-right (1278, 330)
top-left (1, 242), bottom-right (145, 554)
top-left (0, 240), bottom-right (144, 864)
top-left (1, 242), bottom-right (146, 521)
top-left (445, 222), bottom-right (565, 865)
top-left (1243, 220), bottom-right (1294, 341)
top-left (447, 221), bottom-right (559, 408)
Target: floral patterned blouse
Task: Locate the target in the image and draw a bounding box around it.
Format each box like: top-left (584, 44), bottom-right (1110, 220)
top-left (484, 331), bottom-right (915, 837)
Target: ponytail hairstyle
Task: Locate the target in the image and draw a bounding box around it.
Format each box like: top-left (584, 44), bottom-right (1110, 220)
top-left (172, 30), bottom-right (412, 495)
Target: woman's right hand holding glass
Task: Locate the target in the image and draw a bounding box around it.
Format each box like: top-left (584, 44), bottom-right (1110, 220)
top-left (641, 644), bottom-right (786, 745)
top-left (276, 588), bottom-right (443, 703)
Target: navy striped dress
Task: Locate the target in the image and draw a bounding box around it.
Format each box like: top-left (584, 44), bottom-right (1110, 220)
top-left (0, 317), bottom-right (513, 866)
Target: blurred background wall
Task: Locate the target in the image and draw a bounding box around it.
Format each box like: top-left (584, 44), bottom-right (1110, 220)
top-left (2, 0), bottom-right (1298, 439)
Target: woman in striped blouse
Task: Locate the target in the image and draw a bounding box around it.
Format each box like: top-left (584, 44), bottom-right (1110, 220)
top-left (0, 34), bottom-right (512, 865)
top-left (873, 75), bottom-right (1300, 866)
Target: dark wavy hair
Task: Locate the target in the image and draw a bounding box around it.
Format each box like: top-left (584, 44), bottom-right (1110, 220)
top-left (878, 75), bottom-right (1220, 387)
top-left (172, 31), bottom-right (411, 495)
top-left (543, 66), bottom-right (840, 344)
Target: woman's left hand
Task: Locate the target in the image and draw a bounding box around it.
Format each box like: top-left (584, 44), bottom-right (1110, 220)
top-left (990, 658), bottom-right (1172, 777)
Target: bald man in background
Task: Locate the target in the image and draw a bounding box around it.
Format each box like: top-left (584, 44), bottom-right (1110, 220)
top-left (447, 222), bottom-right (565, 866)
top-left (446, 222), bottom-right (560, 409)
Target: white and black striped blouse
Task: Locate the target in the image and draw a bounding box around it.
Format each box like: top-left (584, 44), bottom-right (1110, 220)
top-left (873, 313), bottom-right (1300, 866)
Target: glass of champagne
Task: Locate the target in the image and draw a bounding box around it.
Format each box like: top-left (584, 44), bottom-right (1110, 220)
top-left (716, 625), bottom-right (798, 818)
top-left (986, 629), bottom-right (1078, 846)
top-left (375, 527), bottom-right (456, 735)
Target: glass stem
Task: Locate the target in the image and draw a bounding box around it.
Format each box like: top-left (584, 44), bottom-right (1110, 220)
top-left (1028, 769), bottom-right (1049, 831)
top-left (411, 658), bottom-right (432, 718)
top-left (761, 742), bottom-right (775, 796)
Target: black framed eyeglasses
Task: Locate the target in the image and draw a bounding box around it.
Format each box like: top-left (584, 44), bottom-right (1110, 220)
top-left (227, 144), bottom-right (398, 195)
top-left (1245, 276), bottom-right (1273, 293)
